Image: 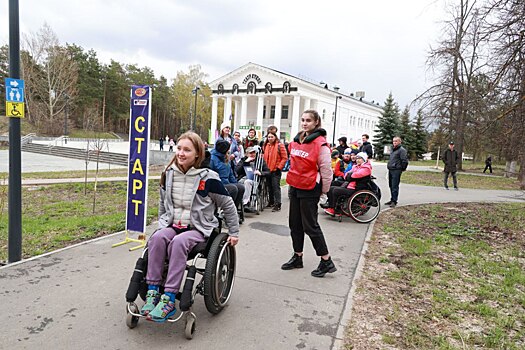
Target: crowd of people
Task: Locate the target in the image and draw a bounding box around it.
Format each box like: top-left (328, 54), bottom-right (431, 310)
top-left (143, 110), bottom-right (420, 321)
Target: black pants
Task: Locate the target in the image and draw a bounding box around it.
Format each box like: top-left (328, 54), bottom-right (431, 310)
top-left (327, 186), bottom-right (356, 209)
top-left (288, 186), bottom-right (329, 257)
top-left (267, 169), bottom-right (282, 205)
top-left (483, 164), bottom-right (492, 173)
top-left (225, 183), bottom-right (245, 209)
top-left (388, 169), bottom-right (402, 203)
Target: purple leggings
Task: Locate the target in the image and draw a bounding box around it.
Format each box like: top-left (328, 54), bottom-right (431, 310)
top-left (146, 227), bottom-right (206, 293)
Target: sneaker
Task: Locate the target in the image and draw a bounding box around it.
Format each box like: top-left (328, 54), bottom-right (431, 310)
top-left (244, 206), bottom-right (256, 213)
top-left (140, 289), bottom-right (160, 316)
top-left (324, 208), bottom-right (335, 217)
top-left (265, 202), bottom-right (275, 208)
top-left (319, 201), bottom-right (330, 209)
top-left (389, 202), bottom-right (397, 208)
top-left (148, 294), bottom-right (177, 322)
top-left (281, 253), bottom-right (303, 270)
top-left (454, 187), bottom-right (459, 191)
top-left (445, 187), bottom-right (449, 190)
top-left (385, 201), bottom-right (393, 206)
top-left (272, 203), bottom-right (281, 212)
top-left (311, 257), bottom-right (337, 277)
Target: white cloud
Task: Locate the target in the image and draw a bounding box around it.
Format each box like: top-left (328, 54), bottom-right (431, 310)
top-left (1, 0), bottom-right (446, 111)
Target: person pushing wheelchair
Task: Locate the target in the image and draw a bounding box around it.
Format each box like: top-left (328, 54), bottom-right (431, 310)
top-left (140, 132), bottom-right (239, 322)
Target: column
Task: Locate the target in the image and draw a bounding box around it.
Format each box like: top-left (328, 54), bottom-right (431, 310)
top-left (240, 95), bottom-right (248, 127)
top-left (256, 96), bottom-right (264, 129)
top-left (290, 95), bottom-right (301, 138)
top-left (303, 97), bottom-right (311, 111)
top-left (274, 95), bottom-right (282, 133)
top-left (210, 96), bottom-right (218, 143)
top-left (234, 99), bottom-right (240, 131)
top-left (223, 95), bottom-right (232, 126)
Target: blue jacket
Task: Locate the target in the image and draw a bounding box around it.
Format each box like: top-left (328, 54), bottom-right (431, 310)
top-left (210, 149), bottom-right (237, 185)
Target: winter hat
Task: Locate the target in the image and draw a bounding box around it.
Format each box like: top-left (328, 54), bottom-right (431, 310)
top-left (215, 139), bottom-right (230, 154)
top-left (338, 136), bottom-right (347, 143)
top-left (220, 122), bottom-right (231, 131)
top-left (245, 146), bottom-right (256, 153)
top-left (344, 148), bottom-right (353, 155)
top-left (356, 152), bottom-right (368, 162)
top-left (331, 150), bottom-right (340, 158)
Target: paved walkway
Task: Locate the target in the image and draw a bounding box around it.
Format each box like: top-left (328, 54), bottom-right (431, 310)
top-left (0, 163), bottom-right (523, 350)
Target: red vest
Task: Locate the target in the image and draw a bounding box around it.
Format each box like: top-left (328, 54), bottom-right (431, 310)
top-left (286, 136), bottom-right (327, 190)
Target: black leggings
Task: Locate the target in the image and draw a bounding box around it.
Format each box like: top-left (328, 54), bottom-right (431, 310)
top-left (327, 186), bottom-right (356, 209)
top-left (225, 183), bottom-right (245, 209)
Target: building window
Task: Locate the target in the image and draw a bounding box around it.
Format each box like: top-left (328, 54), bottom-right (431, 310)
top-left (263, 105), bottom-right (266, 118)
top-left (322, 109), bottom-right (326, 120)
top-left (270, 106), bottom-right (276, 119)
top-left (282, 105), bottom-right (289, 119)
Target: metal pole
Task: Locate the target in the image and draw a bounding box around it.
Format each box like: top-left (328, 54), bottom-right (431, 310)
top-left (8, 0), bottom-right (22, 263)
top-left (331, 96), bottom-right (341, 147)
top-left (192, 86), bottom-right (199, 131)
top-left (64, 94), bottom-right (69, 144)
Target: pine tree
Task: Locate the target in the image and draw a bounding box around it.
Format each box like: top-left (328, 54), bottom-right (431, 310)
top-left (411, 112), bottom-right (427, 160)
top-left (373, 93), bottom-right (400, 160)
top-left (399, 106), bottom-right (414, 159)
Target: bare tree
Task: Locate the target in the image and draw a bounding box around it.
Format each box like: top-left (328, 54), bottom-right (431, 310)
top-left (22, 23), bottom-right (78, 134)
top-left (417, 0), bottom-right (487, 170)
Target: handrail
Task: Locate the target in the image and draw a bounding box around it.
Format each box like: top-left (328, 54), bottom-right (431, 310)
top-left (49, 135), bottom-right (69, 149)
top-left (21, 133), bottom-right (36, 145)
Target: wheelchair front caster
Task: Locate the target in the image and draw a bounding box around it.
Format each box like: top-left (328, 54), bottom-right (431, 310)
top-left (126, 303), bottom-right (140, 329)
top-left (185, 313), bottom-right (196, 339)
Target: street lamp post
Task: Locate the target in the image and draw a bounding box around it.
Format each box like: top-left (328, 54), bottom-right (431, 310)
top-left (332, 95), bottom-right (342, 147)
top-left (64, 93), bottom-right (69, 144)
top-left (191, 86), bottom-right (200, 131)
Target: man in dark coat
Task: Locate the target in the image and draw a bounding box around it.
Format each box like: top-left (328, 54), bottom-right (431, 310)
top-left (359, 134), bottom-right (373, 159)
top-left (442, 141), bottom-right (459, 190)
top-left (385, 136), bottom-right (409, 208)
top-left (483, 155), bottom-right (493, 174)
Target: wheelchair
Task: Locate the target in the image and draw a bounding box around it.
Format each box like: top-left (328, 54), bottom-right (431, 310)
top-left (124, 220), bottom-right (236, 339)
top-left (334, 177), bottom-right (381, 223)
top-left (253, 175), bottom-right (270, 214)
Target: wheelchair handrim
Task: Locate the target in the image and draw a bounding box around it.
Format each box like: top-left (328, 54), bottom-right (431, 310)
top-left (213, 242), bottom-right (236, 307)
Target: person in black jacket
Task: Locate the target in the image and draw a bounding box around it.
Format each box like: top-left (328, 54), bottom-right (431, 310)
top-left (359, 134), bottom-right (373, 159)
top-left (443, 141), bottom-right (459, 190)
top-left (385, 136), bottom-right (409, 208)
top-left (335, 137), bottom-right (349, 159)
top-left (483, 155), bottom-right (493, 174)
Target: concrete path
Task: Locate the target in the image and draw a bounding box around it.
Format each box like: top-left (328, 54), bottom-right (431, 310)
top-left (1, 163), bottom-right (523, 350)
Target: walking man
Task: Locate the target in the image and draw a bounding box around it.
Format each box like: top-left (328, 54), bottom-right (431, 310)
top-left (385, 136), bottom-right (409, 208)
top-left (443, 141), bottom-right (459, 190)
top-left (483, 155), bottom-right (493, 174)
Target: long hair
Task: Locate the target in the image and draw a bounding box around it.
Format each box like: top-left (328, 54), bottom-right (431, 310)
top-left (161, 132), bottom-right (205, 186)
top-left (298, 109), bottom-right (322, 142)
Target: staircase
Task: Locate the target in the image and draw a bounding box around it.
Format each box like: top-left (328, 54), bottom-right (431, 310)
top-left (21, 142), bottom-right (129, 166)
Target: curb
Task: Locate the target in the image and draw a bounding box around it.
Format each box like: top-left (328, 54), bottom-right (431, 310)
top-left (331, 214), bottom-right (380, 350)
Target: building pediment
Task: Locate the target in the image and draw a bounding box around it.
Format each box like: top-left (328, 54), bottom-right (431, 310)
top-left (210, 62), bottom-right (297, 95)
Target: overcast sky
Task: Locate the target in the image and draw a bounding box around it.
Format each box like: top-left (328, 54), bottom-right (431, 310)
top-left (2, 0), bottom-right (447, 111)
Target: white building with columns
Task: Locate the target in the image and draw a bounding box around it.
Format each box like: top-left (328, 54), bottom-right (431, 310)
top-left (209, 62), bottom-right (383, 145)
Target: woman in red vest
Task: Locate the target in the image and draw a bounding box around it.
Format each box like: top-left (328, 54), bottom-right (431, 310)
top-left (282, 110), bottom-right (336, 277)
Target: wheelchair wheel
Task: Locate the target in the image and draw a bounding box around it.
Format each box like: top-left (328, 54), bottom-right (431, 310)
top-left (184, 313), bottom-right (196, 340)
top-left (126, 303), bottom-right (140, 329)
top-left (344, 190), bottom-right (380, 223)
top-left (203, 233), bottom-right (236, 314)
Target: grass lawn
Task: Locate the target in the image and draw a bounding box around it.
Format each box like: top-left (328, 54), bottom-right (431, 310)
top-left (402, 170), bottom-right (521, 190)
top-left (345, 202), bottom-right (525, 349)
top-left (0, 180), bottom-right (160, 263)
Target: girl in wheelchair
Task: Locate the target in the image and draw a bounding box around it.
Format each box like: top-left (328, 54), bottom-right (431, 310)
top-left (322, 152), bottom-right (372, 216)
top-left (141, 132), bottom-right (240, 322)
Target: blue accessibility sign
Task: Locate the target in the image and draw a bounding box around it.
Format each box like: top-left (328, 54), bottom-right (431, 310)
top-left (5, 78), bottom-right (25, 103)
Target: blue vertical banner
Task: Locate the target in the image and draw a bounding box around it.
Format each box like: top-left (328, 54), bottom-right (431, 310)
top-left (125, 85), bottom-right (152, 233)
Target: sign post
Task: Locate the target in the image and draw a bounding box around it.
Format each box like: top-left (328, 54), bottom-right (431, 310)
top-left (7, 0), bottom-right (22, 263)
top-left (112, 85), bottom-right (152, 251)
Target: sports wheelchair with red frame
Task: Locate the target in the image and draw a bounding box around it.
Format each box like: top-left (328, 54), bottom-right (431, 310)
top-left (334, 176), bottom-right (381, 223)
